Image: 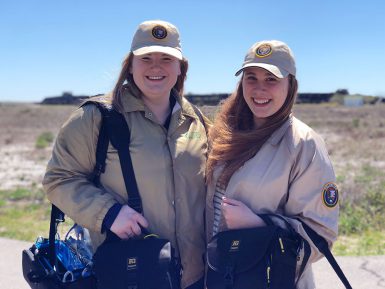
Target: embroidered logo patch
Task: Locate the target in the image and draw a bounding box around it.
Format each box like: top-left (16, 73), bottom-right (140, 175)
top-left (152, 25), bottom-right (167, 39)
top-left (127, 257), bottom-right (137, 270)
top-left (230, 240), bottom-right (240, 252)
top-left (255, 44), bottom-right (273, 58)
top-left (322, 183), bottom-right (339, 208)
top-left (182, 131), bottom-right (201, 139)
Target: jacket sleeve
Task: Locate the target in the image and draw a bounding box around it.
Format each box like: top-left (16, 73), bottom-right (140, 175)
top-left (42, 104), bottom-right (117, 232)
top-left (282, 131), bottom-right (339, 264)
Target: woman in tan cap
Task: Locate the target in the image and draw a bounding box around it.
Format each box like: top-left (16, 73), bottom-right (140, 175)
top-left (43, 20), bottom-right (207, 289)
top-left (205, 40), bottom-right (339, 288)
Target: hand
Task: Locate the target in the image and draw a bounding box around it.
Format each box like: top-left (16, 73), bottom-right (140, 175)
top-left (221, 197), bottom-right (265, 230)
top-left (110, 205), bottom-right (149, 239)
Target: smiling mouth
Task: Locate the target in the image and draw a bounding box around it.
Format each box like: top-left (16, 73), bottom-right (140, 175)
top-left (252, 98), bottom-right (271, 105)
top-left (146, 76), bottom-right (165, 80)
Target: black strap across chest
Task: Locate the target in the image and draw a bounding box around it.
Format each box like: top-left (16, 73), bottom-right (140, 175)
top-left (89, 101), bottom-right (142, 213)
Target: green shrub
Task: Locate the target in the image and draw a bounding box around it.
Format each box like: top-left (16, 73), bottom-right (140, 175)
top-left (339, 164), bottom-right (385, 235)
top-left (339, 203), bottom-right (368, 234)
top-left (352, 118), bottom-right (360, 128)
top-left (334, 231), bottom-right (385, 255)
top-left (35, 132), bottom-right (54, 149)
top-left (8, 188), bottom-right (32, 200)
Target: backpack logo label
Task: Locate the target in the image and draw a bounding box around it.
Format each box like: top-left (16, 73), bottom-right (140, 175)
top-left (230, 240), bottom-right (240, 252)
top-left (127, 257), bottom-right (137, 270)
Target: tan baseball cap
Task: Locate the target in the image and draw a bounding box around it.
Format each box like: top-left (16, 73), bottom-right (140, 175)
top-left (235, 40), bottom-right (296, 78)
top-left (130, 20), bottom-right (183, 60)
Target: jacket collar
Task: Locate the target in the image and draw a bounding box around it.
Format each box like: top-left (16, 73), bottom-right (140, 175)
top-left (120, 86), bottom-right (199, 121)
top-left (266, 114), bottom-right (293, 146)
top-left (120, 86), bottom-right (145, 113)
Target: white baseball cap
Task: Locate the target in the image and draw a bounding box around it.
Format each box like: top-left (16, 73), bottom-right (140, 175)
top-left (130, 20), bottom-right (183, 60)
top-left (235, 40), bottom-right (296, 78)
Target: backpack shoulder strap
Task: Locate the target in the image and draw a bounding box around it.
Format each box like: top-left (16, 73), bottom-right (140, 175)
top-left (102, 108), bottom-right (143, 213)
top-left (298, 220), bottom-right (352, 289)
top-left (82, 100), bottom-right (142, 213)
top-left (81, 100), bottom-right (111, 186)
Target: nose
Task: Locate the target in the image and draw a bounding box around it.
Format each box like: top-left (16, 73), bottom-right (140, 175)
top-left (252, 81), bottom-right (266, 92)
top-left (149, 59), bottom-right (162, 69)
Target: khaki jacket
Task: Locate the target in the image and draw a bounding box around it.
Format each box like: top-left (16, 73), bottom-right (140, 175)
top-left (43, 89), bottom-right (208, 288)
top-left (206, 116), bottom-right (339, 289)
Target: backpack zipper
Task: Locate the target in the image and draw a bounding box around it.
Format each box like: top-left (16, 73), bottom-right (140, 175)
top-left (278, 237), bottom-right (285, 253)
top-left (266, 253), bottom-right (272, 288)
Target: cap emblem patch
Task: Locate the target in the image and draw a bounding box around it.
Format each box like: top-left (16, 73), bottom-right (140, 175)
top-left (255, 44), bottom-right (273, 58)
top-left (152, 25), bottom-right (167, 39)
top-left (322, 183), bottom-right (339, 208)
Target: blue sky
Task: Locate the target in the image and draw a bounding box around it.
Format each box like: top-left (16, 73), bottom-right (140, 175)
top-left (1, 0), bottom-right (384, 102)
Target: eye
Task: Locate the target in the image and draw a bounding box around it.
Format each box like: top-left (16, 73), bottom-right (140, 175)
top-left (245, 74), bottom-right (257, 81)
top-left (162, 56), bottom-right (174, 62)
top-left (266, 76), bottom-right (278, 82)
top-left (140, 56), bottom-right (151, 62)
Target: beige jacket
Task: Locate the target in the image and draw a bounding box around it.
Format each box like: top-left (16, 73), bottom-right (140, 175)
top-left (43, 89), bottom-right (208, 288)
top-left (206, 116), bottom-right (339, 289)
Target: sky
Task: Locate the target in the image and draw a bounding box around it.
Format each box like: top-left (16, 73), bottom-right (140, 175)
top-left (1, 0), bottom-right (385, 102)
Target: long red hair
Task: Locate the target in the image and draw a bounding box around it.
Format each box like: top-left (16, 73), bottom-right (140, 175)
top-left (206, 74), bottom-right (298, 186)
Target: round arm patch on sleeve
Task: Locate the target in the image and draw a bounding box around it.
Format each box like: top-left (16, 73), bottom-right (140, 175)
top-left (322, 182), bottom-right (339, 208)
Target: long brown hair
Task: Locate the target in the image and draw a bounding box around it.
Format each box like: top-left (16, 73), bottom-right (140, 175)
top-left (206, 74), bottom-right (298, 186)
top-left (110, 53), bottom-right (189, 112)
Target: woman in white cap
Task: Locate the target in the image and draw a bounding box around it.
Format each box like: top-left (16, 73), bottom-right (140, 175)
top-left (43, 20), bottom-right (207, 289)
top-left (205, 40), bottom-right (339, 288)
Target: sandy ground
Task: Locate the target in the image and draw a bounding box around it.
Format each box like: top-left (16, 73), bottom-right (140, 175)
top-left (0, 103), bottom-right (75, 191)
top-left (1, 237), bottom-right (384, 289)
top-left (0, 144), bottom-right (49, 190)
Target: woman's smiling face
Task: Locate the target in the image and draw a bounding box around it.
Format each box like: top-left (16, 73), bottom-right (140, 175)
top-left (131, 52), bottom-right (181, 101)
top-left (242, 67), bottom-right (289, 128)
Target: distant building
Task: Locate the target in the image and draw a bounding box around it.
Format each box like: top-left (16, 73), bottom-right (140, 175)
top-left (344, 95), bottom-right (364, 107)
top-left (186, 92), bottom-right (334, 105)
top-left (296, 93), bottom-right (334, 104)
top-left (185, 93), bottom-right (229, 105)
top-left (41, 92), bottom-right (89, 105)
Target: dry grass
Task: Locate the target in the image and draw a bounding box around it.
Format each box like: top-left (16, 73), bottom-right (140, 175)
top-left (1, 101), bottom-right (385, 204)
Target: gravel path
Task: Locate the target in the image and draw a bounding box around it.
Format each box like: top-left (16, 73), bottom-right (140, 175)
top-left (1, 237), bottom-right (384, 289)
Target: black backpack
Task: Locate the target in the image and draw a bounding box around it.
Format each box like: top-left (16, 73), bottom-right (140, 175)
top-left (206, 213), bottom-right (352, 289)
top-left (206, 214), bottom-right (306, 289)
